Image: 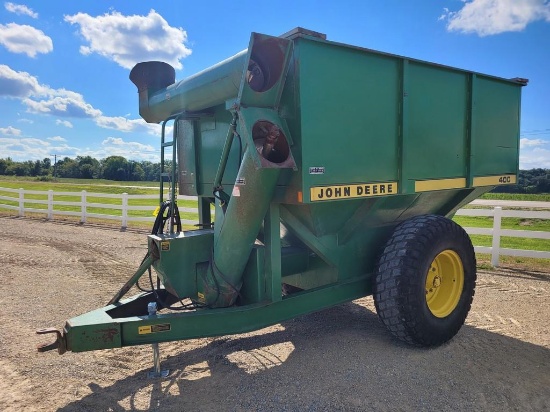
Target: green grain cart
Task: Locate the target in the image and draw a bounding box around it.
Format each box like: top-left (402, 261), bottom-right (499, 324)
top-left (38, 28), bottom-right (526, 356)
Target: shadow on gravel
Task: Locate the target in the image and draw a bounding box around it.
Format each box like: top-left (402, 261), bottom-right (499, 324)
top-left (56, 301), bottom-right (550, 412)
top-left (481, 268), bottom-right (550, 283)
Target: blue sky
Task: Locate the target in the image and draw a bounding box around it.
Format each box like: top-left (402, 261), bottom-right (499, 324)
top-left (1, 0), bottom-right (549, 168)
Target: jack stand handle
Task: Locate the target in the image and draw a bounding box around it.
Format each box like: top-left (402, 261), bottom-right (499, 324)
top-left (36, 328), bottom-right (67, 355)
top-left (147, 302), bottom-right (170, 378)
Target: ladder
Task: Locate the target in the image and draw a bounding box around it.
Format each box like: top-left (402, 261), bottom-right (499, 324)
top-left (159, 115), bottom-right (179, 234)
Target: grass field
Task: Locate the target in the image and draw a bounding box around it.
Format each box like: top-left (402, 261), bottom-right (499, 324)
top-left (1, 177), bottom-right (548, 271)
top-left (0, 177), bottom-right (160, 194)
top-left (480, 192), bottom-right (550, 202)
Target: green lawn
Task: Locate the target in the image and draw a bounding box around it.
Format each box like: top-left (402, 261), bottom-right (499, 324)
top-left (453, 216), bottom-right (550, 232)
top-left (452, 215), bottom-right (550, 254)
top-left (480, 192), bottom-right (550, 202)
top-left (463, 234), bottom-right (550, 252)
top-left (0, 178), bottom-right (160, 194)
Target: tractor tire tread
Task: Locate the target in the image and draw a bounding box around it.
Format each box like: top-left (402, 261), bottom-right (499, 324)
top-left (373, 214), bottom-right (476, 346)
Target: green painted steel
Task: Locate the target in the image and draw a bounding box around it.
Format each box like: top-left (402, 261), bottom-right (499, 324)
top-left (197, 147), bottom-right (282, 307)
top-left (43, 28), bottom-right (525, 354)
top-left (63, 273), bottom-right (370, 352)
top-left (148, 230), bottom-right (213, 299)
top-left (132, 51), bottom-right (247, 123)
top-left (471, 77), bottom-right (521, 176)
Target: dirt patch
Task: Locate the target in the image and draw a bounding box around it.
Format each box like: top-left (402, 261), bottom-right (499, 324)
top-left (0, 216), bottom-right (549, 411)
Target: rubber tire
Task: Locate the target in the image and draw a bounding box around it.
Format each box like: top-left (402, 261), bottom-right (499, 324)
top-left (373, 214), bottom-right (476, 346)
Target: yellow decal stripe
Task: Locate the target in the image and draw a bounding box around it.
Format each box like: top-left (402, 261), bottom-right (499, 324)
top-left (138, 324), bottom-right (171, 335)
top-left (473, 175), bottom-right (516, 186)
top-left (310, 182), bottom-right (398, 202)
top-left (415, 178), bottom-right (466, 192)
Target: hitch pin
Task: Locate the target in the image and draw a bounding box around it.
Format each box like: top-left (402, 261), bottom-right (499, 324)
top-left (36, 327), bottom-right (67, 355)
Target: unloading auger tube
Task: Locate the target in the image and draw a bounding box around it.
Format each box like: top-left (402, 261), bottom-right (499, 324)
top-left (36, 27), bottom-right (526, 356)
top-left (128, 32), bottom-right (295, 308)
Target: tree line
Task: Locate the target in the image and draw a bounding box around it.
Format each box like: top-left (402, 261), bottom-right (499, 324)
top-left (0, 156), bottom-right (169, 182)
top-left (0, 156), bottom-right (548, 193)
top-left (492, 168), bottom-right (550, 194)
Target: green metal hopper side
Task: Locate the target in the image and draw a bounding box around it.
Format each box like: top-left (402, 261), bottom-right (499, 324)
top-left (37, 28), bottom-right (526, 355)
top-left (174, 30), bottom-right (523, 195)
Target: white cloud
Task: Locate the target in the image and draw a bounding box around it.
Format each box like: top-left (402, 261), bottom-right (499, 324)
top-left (95, 115), bottom-right (165, 135)
top-left (4, 2), bottom-right (38, 18)
top-left (520, 137), bottom-right (546, 147)
top-left (0, 137), bottom-right (52, 160)
top-left (441, 0), bottom-right (550, 36)
top-left (0, 134), bottom-right (159, 161)
top-left (95, 115), bottom-right (137, 132)
top-left (0, 65), bottom-right (164, 136)
top-left (76, 136), bottom-right (159, 161)
top-left (64, 9), bottom-right (192, 70)
top-left (519, 138), bottom-right (550, 168)
top-left (102, 136), bottom-right (155, 152)
top-left (0, 64), bottom-right (45, 97)
top-left (0, 136), bottom-right (81, 161)
top-left (1, 137), bottom-right (48, 147)
top-left (56, 119), bottom-right (73, 128)
top-left (23, 90), bottom-right (102, 118)
top-left (438, 8), bottom-right (450, 21)
top-left (520, 147), bottom-right (550, 168)
top-left (0, 23), bottom-right (53, 57)
top-left (0, 65), bottom-right (101, 118)
top-left (0, 125), bottom-right (21, 136)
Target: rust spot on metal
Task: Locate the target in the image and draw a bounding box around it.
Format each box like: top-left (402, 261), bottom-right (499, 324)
top-left (252, 121), bottom-right (289, 164)
top-left (247, 59), bottom-right (266, 92)
top-left (97, 328), bottom-right (119, 343)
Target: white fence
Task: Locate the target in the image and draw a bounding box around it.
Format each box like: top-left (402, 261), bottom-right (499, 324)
top-left (0, 187), bottom-right (198, 227)
top-left (456, 203), bottom-right (550, 266)
top-left (1, 187), bottom-right (549, 266)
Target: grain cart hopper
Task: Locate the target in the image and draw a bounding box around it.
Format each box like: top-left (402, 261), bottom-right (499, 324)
top-left (37, 28), bottom-right (526, 356)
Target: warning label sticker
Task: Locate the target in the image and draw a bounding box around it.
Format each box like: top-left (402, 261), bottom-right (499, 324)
top-left (138, 323), bottom-right (171, 335)
top-left (310, 182), bottom-right (398, 202)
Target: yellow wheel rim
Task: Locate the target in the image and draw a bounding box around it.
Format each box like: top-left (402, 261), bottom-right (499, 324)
top-left (425, 250), bottom-right (464, 318)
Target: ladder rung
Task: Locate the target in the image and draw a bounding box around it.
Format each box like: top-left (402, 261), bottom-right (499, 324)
top-left (162, 141), bottom-right (174, 147)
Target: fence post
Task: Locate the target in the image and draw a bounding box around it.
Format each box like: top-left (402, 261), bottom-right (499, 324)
top-left (47, 190), bottom-right (53, 220)
top-left (491, 206), bottom-right (502, 267)
top-left (121, 193), bottom-right (128, 229)
top-left (18, 188), bottom-right (24, 217)
top-left (81, 190), bottom-right (87, 224)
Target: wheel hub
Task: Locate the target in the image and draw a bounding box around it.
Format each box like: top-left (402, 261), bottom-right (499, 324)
top-left (425, 250), bottom-right (465, 318)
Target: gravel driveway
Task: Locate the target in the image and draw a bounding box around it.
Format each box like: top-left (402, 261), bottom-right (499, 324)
top-left (0, 217), bottom-right (548, 411)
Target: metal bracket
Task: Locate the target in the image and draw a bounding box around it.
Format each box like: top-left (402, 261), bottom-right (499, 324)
top-left (36, 328), bottom-right (67, 355)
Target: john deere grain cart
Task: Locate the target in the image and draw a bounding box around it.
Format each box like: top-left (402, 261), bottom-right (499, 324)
top-left (38, 28), bottom-right (526, 356)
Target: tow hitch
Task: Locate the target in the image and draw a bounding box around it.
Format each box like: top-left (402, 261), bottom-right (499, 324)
top-left (36, 328), bottom-right (66, 355)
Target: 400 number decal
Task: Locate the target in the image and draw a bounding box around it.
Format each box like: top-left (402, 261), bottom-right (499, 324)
top-left (473, 175), bottom-right (517, 187)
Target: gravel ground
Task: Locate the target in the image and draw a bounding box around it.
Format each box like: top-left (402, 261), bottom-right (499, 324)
top-left (0, 216), bottom-right (549, 411)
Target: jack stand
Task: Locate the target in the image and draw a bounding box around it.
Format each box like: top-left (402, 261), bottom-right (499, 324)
top-left (146, 302), bottom-right (170, 378)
